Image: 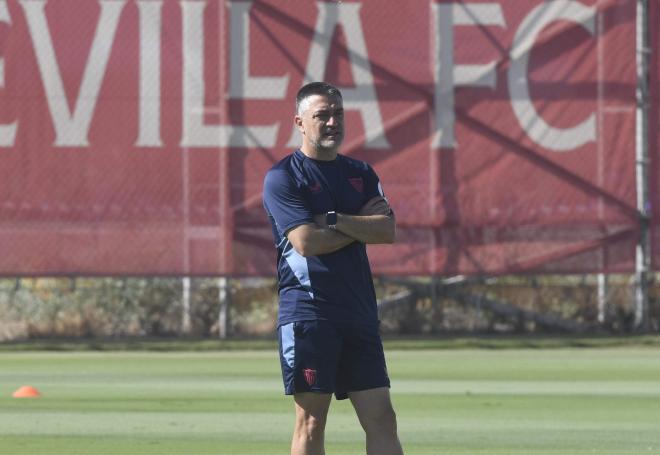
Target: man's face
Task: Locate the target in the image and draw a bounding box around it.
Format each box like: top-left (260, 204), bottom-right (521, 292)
top-left (296, 94), bottom-right (345, 153)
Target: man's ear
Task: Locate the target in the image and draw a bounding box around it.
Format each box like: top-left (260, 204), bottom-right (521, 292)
top-left (294, 115), bottom-right (304, 134)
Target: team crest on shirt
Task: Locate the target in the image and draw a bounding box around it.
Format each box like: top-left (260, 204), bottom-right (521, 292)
top-left (348, 177), bottom-right (364, 193)
top-left (308, 181), bottom-right (322, 194)
top-left (303, 368), bottom-right (317, 386)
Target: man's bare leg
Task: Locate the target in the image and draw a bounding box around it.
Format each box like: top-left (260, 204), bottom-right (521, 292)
top-left (349, 387), bottom-right (404, 455)
top-left (292, 392), bottom-right (333, 455)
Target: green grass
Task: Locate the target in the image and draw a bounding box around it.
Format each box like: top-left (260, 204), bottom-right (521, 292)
top-left (1, 348), bottom-right (660, 454)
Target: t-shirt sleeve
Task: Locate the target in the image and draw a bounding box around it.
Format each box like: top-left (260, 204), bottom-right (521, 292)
top-left (263, 169), bottom-right (314, 235)
top-left (363, 163), bottom-right (385, 201)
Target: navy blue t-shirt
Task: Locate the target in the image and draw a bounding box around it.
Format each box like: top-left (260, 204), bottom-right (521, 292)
top-left (263, 150), bottom-right (385, 327)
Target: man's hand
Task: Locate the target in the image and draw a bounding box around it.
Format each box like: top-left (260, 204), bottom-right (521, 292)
top-left (358, 197), bottom-right (393, 216)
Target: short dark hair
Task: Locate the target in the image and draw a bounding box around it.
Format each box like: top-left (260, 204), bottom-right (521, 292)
top-left (296, 82), bottom-right (342, 115)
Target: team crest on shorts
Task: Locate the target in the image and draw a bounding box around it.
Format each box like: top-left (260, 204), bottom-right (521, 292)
top-left (303, 368), bottom-right (317, 386)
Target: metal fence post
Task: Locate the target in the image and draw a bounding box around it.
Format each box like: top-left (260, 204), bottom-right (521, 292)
top-left (218, 277), bottom-right (230, 339)
top-left (182, 277), bottom-right (192, 334)
top-left (634, 0), bottom-right (651, 331)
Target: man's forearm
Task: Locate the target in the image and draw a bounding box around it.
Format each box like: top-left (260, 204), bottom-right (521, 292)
top-left (303, 225), bottom-right (355, 256)
top-left (336, 196), bottom-right (396, 244)
top-left (287, 223), bottom-right (355, 257)
top-left (333, 213), bottom-right (396, 244)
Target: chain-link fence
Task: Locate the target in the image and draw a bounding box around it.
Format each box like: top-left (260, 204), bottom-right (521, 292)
top-left (1, 1), bottom-right (659, 340)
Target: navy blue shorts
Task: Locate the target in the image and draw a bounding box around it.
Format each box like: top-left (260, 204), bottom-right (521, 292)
top-left (278, 320), bottom-right (390, 400)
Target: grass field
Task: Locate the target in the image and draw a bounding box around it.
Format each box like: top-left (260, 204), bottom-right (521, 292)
top-left (1, 346), bottom-right (660, 454)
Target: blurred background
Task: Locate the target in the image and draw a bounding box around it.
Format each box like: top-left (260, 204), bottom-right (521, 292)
top-left (0, 0), bottom-right (658, 342)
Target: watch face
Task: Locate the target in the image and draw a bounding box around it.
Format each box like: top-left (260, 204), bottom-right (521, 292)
top-left (326, 212), bottom-right (337, 226)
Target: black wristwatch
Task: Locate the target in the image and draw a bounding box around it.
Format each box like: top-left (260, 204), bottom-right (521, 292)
top-left (325, 211), bottom-right (337, 229)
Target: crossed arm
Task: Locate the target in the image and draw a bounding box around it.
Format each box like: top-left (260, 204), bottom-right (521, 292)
top-left (286, 197), bottom-right (395, 257)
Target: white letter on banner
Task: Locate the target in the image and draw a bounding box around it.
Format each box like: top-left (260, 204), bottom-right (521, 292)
top-left (508, 1), bottom-right (596, 151)
top-left (21, 0), bottom-right (126, 147)
top-left (227, 1), bottom-right (288, 99)
top-left (136, 0), bottom-right (162, 147)
top-left (180, 1), bottom-right (278, 148)
top-left (431, 3), bottom-right (505, 149)
top-left (0, 1), bottom-right (16, 146)
top-left (287, 2), bottom-right (389, 149)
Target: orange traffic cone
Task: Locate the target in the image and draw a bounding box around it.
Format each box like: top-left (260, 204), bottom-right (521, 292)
top-left (12, 385), bottom-right (41, 398)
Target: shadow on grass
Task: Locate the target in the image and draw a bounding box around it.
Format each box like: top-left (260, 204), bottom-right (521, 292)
top-left (1, 334), bottom-right (660, 352)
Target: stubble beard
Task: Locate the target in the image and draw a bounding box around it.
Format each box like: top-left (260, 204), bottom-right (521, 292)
top-left (311, 132), bottom-right (343, 154)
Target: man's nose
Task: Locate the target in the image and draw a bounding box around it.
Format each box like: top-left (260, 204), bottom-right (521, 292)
top-left (326, 115), bottom-right (340, 127)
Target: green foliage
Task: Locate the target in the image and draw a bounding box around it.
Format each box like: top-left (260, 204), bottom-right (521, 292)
top-left (0, 274), bottom-right (658, 340)
top-left (0, 278), bottom-right (183, 339)
top-left (0, 278), bottom-right (279, 340)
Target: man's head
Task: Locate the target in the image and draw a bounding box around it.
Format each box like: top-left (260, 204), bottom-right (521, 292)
top-left (294, 82), bottom-right (344, 159)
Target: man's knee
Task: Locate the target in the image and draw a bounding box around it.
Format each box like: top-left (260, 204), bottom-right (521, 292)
top-left (360, 404), bottom-right (398, 436)
top-left (294, 393), bottom-right (331, 442)
top-left (295, 411), bottom-right (328, 440)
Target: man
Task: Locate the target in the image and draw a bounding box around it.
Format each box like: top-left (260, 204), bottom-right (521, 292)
top-left (263, 81), bottom-right (404, 455)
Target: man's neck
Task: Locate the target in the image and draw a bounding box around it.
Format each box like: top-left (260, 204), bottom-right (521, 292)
top-left (299, 145), bottom-right (338, 161)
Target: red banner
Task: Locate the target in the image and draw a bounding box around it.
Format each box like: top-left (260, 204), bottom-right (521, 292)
top-left (0, 0), bottom-right (640, 276)
top-left (650, 0), bottom-right (660, 271)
